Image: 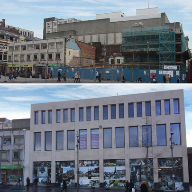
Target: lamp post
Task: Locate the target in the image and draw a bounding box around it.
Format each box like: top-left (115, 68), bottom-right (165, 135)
top-left (0, 134), bottom-right (5, 183)
top-left (170, 132), bottom-right (175, 192)
top-left (76, 131), bottom-right (79, 192)
top-left (147, 42), bottom-right (149, 83)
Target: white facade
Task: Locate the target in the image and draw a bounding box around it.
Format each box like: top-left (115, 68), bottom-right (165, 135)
top-left (29, 89), bottom-right (189, 190)
top-left (96, 12), bottom-right (126, 20)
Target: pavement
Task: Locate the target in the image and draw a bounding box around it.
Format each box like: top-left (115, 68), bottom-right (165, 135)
top-left (0, 76), bottom-right (144, 84)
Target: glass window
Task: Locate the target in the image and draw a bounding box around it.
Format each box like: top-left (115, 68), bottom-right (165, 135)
top-left (128, 103), bottom-right (134, 118)
top-left (142, 125), bottom-right (152, 146)
top-left (34, 111), bottom-right (38, 124)
top-left (71, 108), bottom-right (75, 122)
top-left (156, 125), bottom-right (166, 146)
top-left (170, 123), bottom-right (181, 145)
top-left (119, 104), bottom-right (124, 118)
top-left (45, 132), bottom-right (52, 151)
top-left (79, 130), bottom-right (87, 149)
top-left (129, 126), bottom-right (138, 147)
top-left (116, 127), bottom-right (124, 148)
top-left (145, 102), bottom-right (151, 116)
top-left (86, 107), bottom-right (91, 121)
top-left (137, 102), bottom-right (142, 117)
top-left (41, 111), bottom-right (45, 124)
top-left (34, 132), bottom-right (41, 151)
top-left (2, 152), bottom-right (7, 160)
top-left (111, 105), bottom-right (116, 119)
top-left (63, 109), bottom-right (68, 123)
top-left (156, 101), bottom-right (161, 115)
top-left (174, 99), bottom-right (179, 114)
top-left (13, 151), bottom-right (19, 159)
top-left (94, 106), bottom-right (99, 120)
top-left (103, 128), bottom-right (112, 148)
top-left (4, 138), bottom-right (11, 144)
top-left (67, 130), bottom-right (75, 150)
top-left (91, 129), bottom-right (99, 149)
top-left (79, 108), bottom-right (84, 121)
top-left (56, 109), bottom-right (60, 123)
top-left (48, 110), bottom-right (52, 124)
top-left (14, 137), bottom-right (24, 144)
top-left (103, 105), bottom-right (108, 120)
top-left (56, 131), bottom-right (63, 150)
top-left (164, 100), bottom-right (170, 115)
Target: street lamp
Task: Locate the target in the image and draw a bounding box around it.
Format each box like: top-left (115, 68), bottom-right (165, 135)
top-left (76, 131), bottom-right (79, 192)
top-left (170, 132), bottom-right (175, 192)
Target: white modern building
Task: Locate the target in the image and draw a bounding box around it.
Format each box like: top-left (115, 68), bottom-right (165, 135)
top-left (29, 89), bottom-right (189, 190)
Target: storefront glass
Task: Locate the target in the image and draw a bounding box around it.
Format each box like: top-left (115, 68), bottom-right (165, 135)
top-left (33, 162), bottom-right (51, 186)
top-left (158, 158), bottom-right (183, 190)
top-left (79, 160), bottom-right (99, 187)
top-left (104, 159), bottom-right (125, 188)
top-left (56, 161), bottom-right (75, 187)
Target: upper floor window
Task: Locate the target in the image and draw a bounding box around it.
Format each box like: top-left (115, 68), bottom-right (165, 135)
top-left (164, 100), bottom-right (170, 115)
top-left (103, 128), bottom-right (112, 148)
top-left (4, 137), bottom-right (11, 145)
top-left (137, 102), bottom-right (142, 117)
top-left (128, 103), bottom-right (134, 118)
top-left (129, 126), bottom-right (138, 147)
top-left (116, 127), bottom-right (124, 148)
top-left (145, 102), bottom-right (151, 116)
top-left (119, 104), bottom-right (124, 118)
top-left (45, 132), bottom-right (52, 151)
top-left (170, 123), bottom-right (181, 145)
top-left (86, 107), bottom-right (91, 121)
top-left (103, 106), bottom-right (108, 120)
top-left (142, 125), bottom-right (152, 147)
top-left (63, 109), bottom-right (68, 123)
top-left (156, 124), bottom-right (166, 146)
top-left (41, 111), bottom-right (45, 124)
top-left (14, 137), bottom-right (24, 144)
top-left (155, 101), bottom-right (161, 115)
top-left (56, 131), bottom-right (63, 150)
top-left (79, 108), bottom-right (84, 121)
top-left (34, 132), bottom-right (41, 151)
top-left (94, 106), bottom-right (99, 120)
top-left (91, 129), bottom-right (99, 149)
top-left (71, 108), bottom-right (75, 122)
top-left (48, 110), bottom-right (52, 124)
top-left (79, 130), bottom-right (87, 149)
top-left (111, 105), bottom-right (116, 119)
top-left (56, 109), bottom-right (60, 123)
top-left (67, 130), bottom-right (75, 150)
top-left (34, 111), bottom-right (38, 124)
top-left (173, 99), bottom-right (179, 114)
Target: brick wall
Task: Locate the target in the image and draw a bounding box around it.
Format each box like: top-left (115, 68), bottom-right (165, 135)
top-left (8, 27), bottom-right (20, 35)
top-left (0, 19), bottom-right (5, 28)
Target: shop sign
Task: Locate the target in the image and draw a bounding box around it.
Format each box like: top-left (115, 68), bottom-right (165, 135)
top-left (164, 65), bottom-right (177, 70)
top-left (1, 165), bottom-right (23, 169)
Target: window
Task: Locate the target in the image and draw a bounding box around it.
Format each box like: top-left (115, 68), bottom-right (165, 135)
top-left (164, 100), bottom-right (170, 115)
top-left (2, 152), bottom-right (7, 160)
top-left (103, 106), bottom-right (108, 120)
top-left (79, 108), bottom-right (84, 121)
top-left (34, 111), bottom-right (38, 124)
top-left (142, 125), bottom-right (152, 146)
top-left (170, 124), bottom-right (181, 145)
top-left (119, 104), bottom-right (124, 118)
top-left (67, 130), bottom-right (75, 150)
top-left (116, 127), bottom-right (124, 148)
top-left (173, 99), bottom-right (179, 114)
top-left (129, 126), bottom-right (138, 147)
top-left (145, 102), bottom-right (151, 116)
top-left (4, 138), bottom-right (11, 144)
top-left (13, 151), bottom-right (19, 159)
top-left (41, 111), bottom-right (45, 124)
top-left (94, 106), bottom-right (99, 120)
top-left (156, 101), bottom-right (161, 115)
top-left (45, 132), bottom-right (52, 151)
top-left (111, 105), bottom-right (116, 119)
top-left (71, 108), bottom-right (75, 122)
top-left (156, 125), bottom-right (166, 146)
top-left (128, 103), bottom-right (134, 118)
top-left (34, 132), bottom-right (41, 151)
top-left (103, 128), bottom-right (112, 148)
top-left (137, 102), bottom-right (142, 117)
top-left (86, 107), bottom-right (91, 121)
top-left (14, 137), bottom-right (24, 144)
top-left (56, 109), bottom-right (60, 123)
top-left (56, 131), bottom-right (63, 150)
top-left (48, 110), bottom-right (52, 124)
top-left (79, 130), bottom-right (87, 149)
top-left (63, 109), bottom-right (68, 123)
top-left (91, 129), bottom-right (99, 149)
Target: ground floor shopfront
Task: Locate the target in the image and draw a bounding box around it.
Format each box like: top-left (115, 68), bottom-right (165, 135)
top-left (31, 158), bottom-right (186, 190)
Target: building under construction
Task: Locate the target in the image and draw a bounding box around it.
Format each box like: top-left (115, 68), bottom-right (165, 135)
top-left (121, 22), bottom-right (188, 73)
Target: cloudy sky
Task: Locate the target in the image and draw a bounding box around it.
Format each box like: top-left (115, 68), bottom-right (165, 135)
top-left (0, 84), bottom-right (192, 147)
top-left (0, 0), bottom-right (192, 49)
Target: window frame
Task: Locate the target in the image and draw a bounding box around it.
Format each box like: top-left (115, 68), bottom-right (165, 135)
top-left (137, 102), bottom-right (142, 117)
top-left (103, 105), bottom-right (108, 120)
top-left (103, 128), bottom-right (112, 148)
top-left (119, 104), bottom-right (124, 118)
top-left (111, 105), bottom-right (116, 119)
top-left (128, 103), bottom-right (134, 118)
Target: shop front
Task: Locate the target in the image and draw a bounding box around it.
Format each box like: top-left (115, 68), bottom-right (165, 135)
top-left (7, 64), bottom-right (32, 74)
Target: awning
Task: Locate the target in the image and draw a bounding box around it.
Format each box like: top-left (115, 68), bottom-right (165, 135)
top-left (1, 165), bottom-right (23, 169)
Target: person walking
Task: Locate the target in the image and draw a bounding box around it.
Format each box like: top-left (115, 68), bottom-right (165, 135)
top-left (129, 180), bottom-right (134, 192)
top-left (34, 177), bottom-right (38, 188)
top-left (177, 75), bottom-right (180, 83)
top-left (26, 177), bottom-right (30, 189)
top-left (125, 180), bottom-right (130, 192)
top-left (61, 178), bottom-right (67, 192)
top-left (57, 70), bottom-right (61, 82)
top-left (122, 73), bottom-right (125, 83)
top-left (63, 71), bottom-right (66, 81)
top-left (140, 181), bottom-right (148, 192)
top-left (95, 71), bottom-right (99, 82)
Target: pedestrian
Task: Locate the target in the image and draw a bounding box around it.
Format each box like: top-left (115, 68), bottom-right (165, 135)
top-left (61, 178), bottom-right (67, 192)
top-left (34, 177), bottom-right (38, 188)
top-left (74, 71), bottom-right (78, 83)
top-left (26, 177), bottom-right (30, 189)
top-left (17, 177), bottom-right (21, 187)
top-left (95, 71), bottom-right (99, 82)
top-left (50, 70), bottom-right (53, 79)
top-left (122, 73), bottom-right (125, 83)
top-left (63, 71), bottom-right (66, 81)
top-left (163, 74), bottom-right (166, 83)
top-left (140, 181), bottom-right (148, 192)
top-left (125, 180), bottom-right (130, 192)
top-left (177, 75), bottom-right (180, 83)
top-left (99, 71), bottom-right (101, 82)
top-left (165, 74), bottom-right (170, 83)
top-left (129, 180), bottom-right (134, 192)
top-left (58, 70), bottom-right (61, 82)
top-left (169, 75), bottom-right (172, 83)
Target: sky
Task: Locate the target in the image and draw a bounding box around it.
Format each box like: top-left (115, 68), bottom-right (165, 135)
top-left (0, 0), bottom-right (192, 49)
top-left (0, 84), bottom-right (192, 147)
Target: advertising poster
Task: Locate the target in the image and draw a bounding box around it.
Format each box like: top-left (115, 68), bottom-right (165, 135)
top-left (150, 70), bottom-right (156, 78)
top-left (91, 129), bottom-right (99, 149)
top-left (79, 160), bottom-right (99, 187)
